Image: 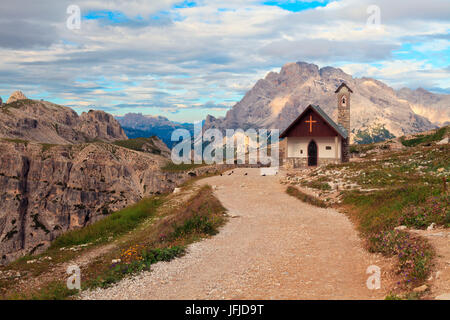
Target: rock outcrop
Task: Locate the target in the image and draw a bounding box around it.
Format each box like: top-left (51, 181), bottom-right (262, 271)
top-left (77, 110), bottom-right (127, 142)
top-left (0, 97), bottom-right (127, 144)
top-left (0, 139), bottom-right (216, 264)
top-left (0, 95), bottom-right (203, 264)
top-left (204, 62), bottom-right (445, 142)
top-left (6, 91), bottom-right (27, 104)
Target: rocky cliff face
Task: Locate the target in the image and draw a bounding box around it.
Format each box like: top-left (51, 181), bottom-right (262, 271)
top-left (204, 62), bottom-right (446, 142)
top-left (77, 110), bottom-right (128, 142)
top-left (0, 139), bottom-right (211, 264)
top-left (0, 95), bottom-right (127, 144)
top-left (396, 88), bottom-right (450, 127)
top-left (0, 95), bottom-right (203, 264)
top-left (6, 91), bottom-right (27, 104)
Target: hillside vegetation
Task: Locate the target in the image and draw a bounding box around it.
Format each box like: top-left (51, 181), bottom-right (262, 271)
top-left (1, 184), bottom-right (227, 299)
top-left (113, 136), bottom-right (171, 157)
top-left (284, 126), bottom-right (449, 298)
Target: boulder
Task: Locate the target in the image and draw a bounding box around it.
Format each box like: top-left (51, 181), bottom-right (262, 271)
top-left (173, 188), bottom-right (182, 194)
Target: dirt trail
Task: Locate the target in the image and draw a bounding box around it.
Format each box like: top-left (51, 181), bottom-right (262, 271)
top-left (82, 168), bottom-right (394, 300)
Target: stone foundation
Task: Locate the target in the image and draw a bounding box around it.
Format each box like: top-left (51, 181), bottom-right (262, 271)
top-left (284, 157), bottom-right (339, 169)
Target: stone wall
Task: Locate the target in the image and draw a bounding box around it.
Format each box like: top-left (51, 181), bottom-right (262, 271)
top-left (284, 157), bottom-right (337, 169)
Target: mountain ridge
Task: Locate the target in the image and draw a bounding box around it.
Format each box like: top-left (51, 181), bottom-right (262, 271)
top-left (203, 62), bottom-right (448, 143)
top-left (0, 91), bottom-right (127, 144)
top-left (116, 113), bottom-right (194, 148)
top-left (0, 95), bottom-right (202, 265)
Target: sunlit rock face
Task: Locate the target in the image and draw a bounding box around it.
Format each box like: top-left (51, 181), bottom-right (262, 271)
top-left (0, 97), bottom-right (199, 264)
top-left (0, 96), bottom-right (127, 144)
top-left (204, 62), bottom-right (445, 143)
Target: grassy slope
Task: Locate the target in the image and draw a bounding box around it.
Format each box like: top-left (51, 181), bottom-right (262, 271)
top-left (290, 126), bottom-right (449, 298)
top-left (113, 137), bottom-right (162, 155)
top-left (286, 186), bottom-right (329, 208)
top-left (161, 162), bottom-right (208, 172)
top-left (1, 185), bottom-right (227, 300)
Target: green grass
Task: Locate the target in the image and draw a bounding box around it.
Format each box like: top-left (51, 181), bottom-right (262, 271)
top-left (367, 230), bottom-right (434, 287)
top-left (301, 179), bottom-right (332, 191)
top-left (313, 136), bottom-right (449, 292)
top-left (50, 196), bottom-right (164, 248)
top-left (343, 186), bottom-right (438, 287)
top-left (84, 185), bottom-right (227, 290)
top-left (162, 162), bottom-right (207, 172)
top-left (385, 294), bottom-right (403, 300)
top-left (399, 194), bottom-right (450, 229)
top-left (337, 145), bottom-right (447, 288)
top-left (113, 137), bottom-right (162, 155)
top-left (1, 138), bottom-right (29, 146)
top-left (41, 143), bottom-right (57, 152)
top-left (343, 185), bottom-right (440, 233)
top-left (6, 281), bottom-right (78, 300)
top-left (169, 214), bottom-right (221, 240)
top-left (89, 246), bottom-right (186, 289)
top-left (400, 127), bottom-right (448, 147)
top-left (286, 186), bottom-right (329, 208)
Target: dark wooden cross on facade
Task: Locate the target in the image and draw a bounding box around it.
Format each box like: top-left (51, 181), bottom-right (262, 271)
top-left (305, 115), bottom-right (317, 133)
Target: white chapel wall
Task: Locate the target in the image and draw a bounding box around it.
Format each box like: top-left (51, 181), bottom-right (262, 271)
top-left (287, 137), bottom-right (342, 160)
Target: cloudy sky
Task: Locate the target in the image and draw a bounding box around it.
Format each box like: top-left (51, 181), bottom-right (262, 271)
top-left (0, 0), bottom-right (449, 122)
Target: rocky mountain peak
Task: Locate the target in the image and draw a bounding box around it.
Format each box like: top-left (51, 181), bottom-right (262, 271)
top-left (78, 110), bottom-right (127, 141)
top-left (319, 66), bottom-right (351, 82)
top-left (278, 62), bottom-right (320, 83)
top-left (203, 61), bottom-right (447, 142)
top-left (6, 91), bottom-right (27, 104)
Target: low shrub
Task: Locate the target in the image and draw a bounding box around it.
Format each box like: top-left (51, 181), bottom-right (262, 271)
top-left (91, 246), bottom-right (185, 289)
top-left (162, 162), bottom-right (207, 172)
top-left (170, 215), bottom-right (219, 240)
top-left (286, 186), bottom-right (329, 208)
top-left (51, 197), bottom-right (163, 248)
top-left (400, 127), bottom-right (448, 147)
top-left (368, 230), bottom-right (434, 286)
top-left (399, 194), bottom-right (450, 229)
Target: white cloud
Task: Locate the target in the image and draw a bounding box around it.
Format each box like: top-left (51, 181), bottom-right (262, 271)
top-left (0, 0), bottom-right (449, 120)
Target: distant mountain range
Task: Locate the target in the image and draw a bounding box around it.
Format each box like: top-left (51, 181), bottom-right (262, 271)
top-left (116, 113), bottom-right (194, 148)
top-left (203, 62), bottom-right (450, 144)
top-left (115, 62), bottom-right (449, 146)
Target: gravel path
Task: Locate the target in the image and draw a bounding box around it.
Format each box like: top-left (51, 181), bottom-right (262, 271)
top-left (410, 228), bottom-right (450, 300)
top-left (81, 168), bottom-right (393, 300)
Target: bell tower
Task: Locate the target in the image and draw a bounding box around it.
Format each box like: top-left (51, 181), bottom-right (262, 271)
top-left (335, 82), bottom-right (352, 162)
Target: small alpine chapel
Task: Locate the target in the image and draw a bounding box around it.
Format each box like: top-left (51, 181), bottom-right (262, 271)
top-left (280, 83), bottom-right (352, 168)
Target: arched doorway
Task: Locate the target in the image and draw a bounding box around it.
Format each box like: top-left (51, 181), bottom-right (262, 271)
top-left (308, 140), bottom-right (318, 166)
